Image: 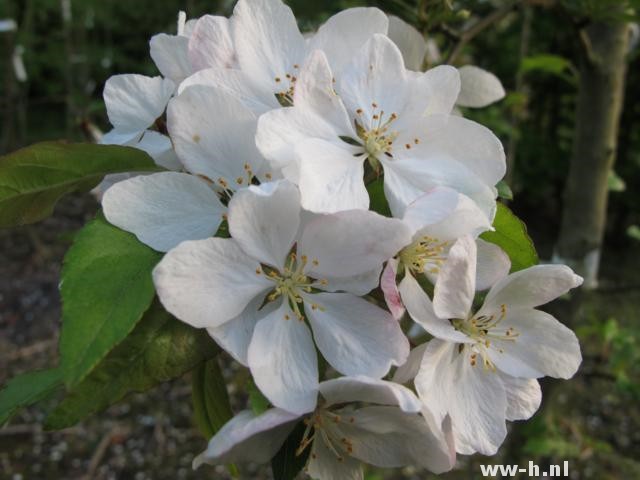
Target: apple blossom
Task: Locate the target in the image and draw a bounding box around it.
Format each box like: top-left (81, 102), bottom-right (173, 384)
top-left (401, 235), bottom-right (582, 454)
top-left (193, 377), bottom-right (455, 479)
top-left (256, 34), bottom-right (506, 216)
top-left (152, 181), bottom-right (412, 415)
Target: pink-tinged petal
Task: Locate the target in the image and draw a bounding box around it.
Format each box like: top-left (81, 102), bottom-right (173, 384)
top-left (415, 339), bottom-right (508, 455)
top-left (481, 264), bottom-right (583, 313)
top-left (319, 376), bottom-right (421, 413)
top-left (248, 301), bottom-right (319, 415)
top-left (457, 65), bottom-right (505, 108)
top-left (188, 15), bottom-right (236, 71)
top-left (102, 172), bottom-right (225, 252)
top-left (398, 272), bottom-right (470, 343)
top-left (382, 258), bottom-right (405, 321)
top-left (153, 238), bottom-right (271, 328)
top-left (487, 308), bottom-right (582, 380)
top-left (193, 408), bottom-right (299, 468)
top-left (299, 209), bottom-right (411, 279)
top-left (475, 239), bottom-right (511, 290)
top-left (228, 181), bottom-right (300, 269)
top-left (305, 293), bottom-right (409, 379)
top-left (433, 235), bottom-right (477, 320)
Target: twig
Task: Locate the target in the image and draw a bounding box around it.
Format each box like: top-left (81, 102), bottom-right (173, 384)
top-left (82, 425), bottom-right (128, 480)
top-left (446, 1), bottom-right (520, 64)
top-left (6, 338), bottom-right (57, 361)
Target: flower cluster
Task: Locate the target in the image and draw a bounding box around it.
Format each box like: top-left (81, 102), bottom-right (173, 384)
top-left (99, 0), bottom-right (582, 477)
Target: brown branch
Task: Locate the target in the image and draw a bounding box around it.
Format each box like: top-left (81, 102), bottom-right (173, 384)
top-left (446, 1), bottom-right (521, 64)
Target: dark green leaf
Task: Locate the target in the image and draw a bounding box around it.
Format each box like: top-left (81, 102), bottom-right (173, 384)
top-left (192, 358), bottom-right (233, 439)
top-left (46, 302), bottom-right (218, 430)
top-left (59, 213), bottom-right (163, 387)
top-left (481, 203), bottom-right (538, 272)
top-left (366, 178), bottom-right (391, 217)
top-left (0, 142), bottom-right (161, 227)
top-left (0, 369), bottom-right (63, 426)
top-left (271, 421), bottom-right (311, 480)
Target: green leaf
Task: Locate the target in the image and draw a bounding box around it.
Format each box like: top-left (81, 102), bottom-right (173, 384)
top-left (0, 368), bottom-right (63, 426)
top-left (608, 169), bottom-right (626, 192)
top-left (520, 54), bottom-right (577, 84)
top-left (59, 213), bottom-right (163, 387)
top-left (248, 380), bottom-right (271, 415)
top-left (481, 203), bottom-right (538, 272)
top-left (192, 358), bottom-right (233, 439)
top-left (626, 225), bottom-right (640, 241)
top-left (271, 421), bottom-right (311, 480)
top-left (45, 302), bottom-right (218, 430)
top-left (0, 142), bottom-right (161, 227)
top-left (366, 178), bottom-right (391, 217)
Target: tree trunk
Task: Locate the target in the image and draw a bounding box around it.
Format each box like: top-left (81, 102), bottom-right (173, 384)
top-left (554, 19), bottom-right (630, 289)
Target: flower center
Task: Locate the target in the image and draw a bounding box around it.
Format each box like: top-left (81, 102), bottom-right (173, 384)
top-left (296, 409), bottom-right (355, 462)
top-left (354, 104), bottom-right (399, 171)
top-left (451, 305), bottom-right (518, 370)
top-left (257, 252), bottom-right (327, 320)
top-left (274, 64), bottom-right (300, 107)
top-left (399, 235), bottom-right (450, 276)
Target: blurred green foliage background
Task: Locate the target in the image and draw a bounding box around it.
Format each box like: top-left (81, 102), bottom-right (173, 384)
top-left (1, 0), bottom-right (639, 478)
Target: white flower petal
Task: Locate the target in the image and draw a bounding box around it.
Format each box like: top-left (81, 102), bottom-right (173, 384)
top-left (416, 339), bottom-right (508, 455)
top-left (407, 114), bottom-right (506, 188)
top-left (420, 193), bottom-right (492, 242)
top-left (149, 33), bottom-right (192, 84)
top-left (178, 67), bottom-right (277, 113)
top-left (188, 15), bottom-right (236, 71)
top-left (135, 130), bottom-right (182, 171)
top-left (333, 406), bottom-right (454, 473)
top-left (307, 435), bottom-right (363, 480)
top-left (381, 258), bottom-right (405, 321)
top-left (398, 272), bottom-right (469, 343)
top-left (167, 85), bottom-right (264, 183)
top-left (294, 138), bottom-right (368, 213)
top-left (102, 172), bottom-right (225, 252)
top-left (387, 15), bottom-right (427, 71)
top-left (207, 293), bottom-right (275, 366)
top-left (475, 239), bottom-right (511, 290)
top-left (232, 0), bottom-right (306, 92)
top-left (339, 34), bottom-right (407, 120)
top-left (319, 376), bottom-right (421, 413)
top-left (153, 238), bottom-right (271, 328)
top-left (488, 308), bottom-right (582, 379)
top-left (457, 65), bottom-right (506, 108)
top-left (309, 8), bottom-right (389, 74)
top-left (257, 51), bottom-right (354, 173)
top-left (228, 181), bottom-right (300, 269)
top-left (482, 264), bottom-right (584, 312)
top-left (421, 65), bottom-right (461, 115)
top-left (248, 301), bottom-right (319, 415)
top-left (433, 235), bottom-right (477, 320)
top-left (305, 293), bottom-right (409, 379)
top-left (500, 374), bottom-right (542, 421)
top-left (193, 408), bottom-right (299, 468)
top-left (321, 267), bottom-right (382, 296)
top-left (103, 74), bottom-right (174, 133)
top-left (392, 343), bottom-right (428, 384)
top-left (402, 187), bottom-right (460, 235)
top-left (299, 209), bottom-right (411, 278)
top-left (101, 128), bottom-right (142, 146)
